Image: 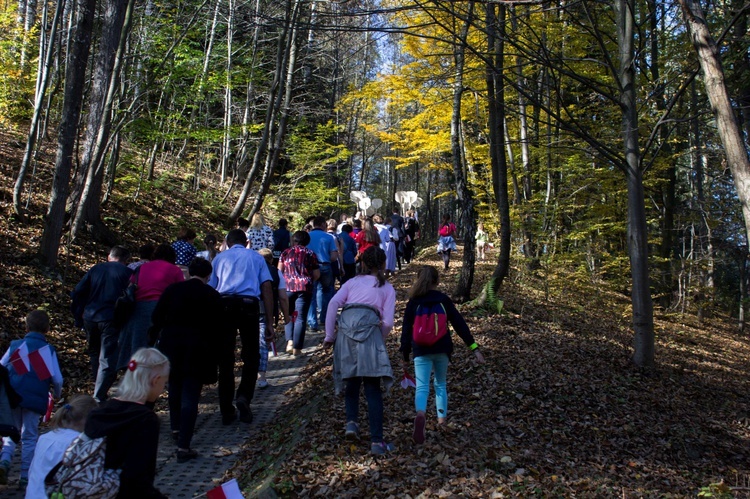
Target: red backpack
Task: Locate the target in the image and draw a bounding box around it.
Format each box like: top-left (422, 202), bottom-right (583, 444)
top-left (412, 302), bottom-right (449, 346)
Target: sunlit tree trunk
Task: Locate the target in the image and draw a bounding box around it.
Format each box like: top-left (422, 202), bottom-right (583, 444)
top-left (678, 0), bottom-right (750, 248)
top-left (14, 0), bottom-right (65, 216)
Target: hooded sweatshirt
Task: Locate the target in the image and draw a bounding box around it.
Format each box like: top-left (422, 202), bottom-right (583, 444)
top-left (84, 399), bottom-right (166, 499)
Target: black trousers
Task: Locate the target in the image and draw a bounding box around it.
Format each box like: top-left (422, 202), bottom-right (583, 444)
top-left (218, 296), bottom-right (260, 416)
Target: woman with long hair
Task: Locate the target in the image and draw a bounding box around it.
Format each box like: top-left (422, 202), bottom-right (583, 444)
top-left (246, 213), bottom-right (274, 251)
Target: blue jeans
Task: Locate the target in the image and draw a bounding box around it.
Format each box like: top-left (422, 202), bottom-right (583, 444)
top-left (84, 319), bottom-right (121, 402)
top-left (287, 291), bottom-right (312, 349)
top-left (1, 408), bottom-right (41, 479)
top-left (414, 353), bottom-right (449, 418)
top-left (316, 265), bottom-right (335, 327)
top-left (344, 377), bottom-right (383, 443)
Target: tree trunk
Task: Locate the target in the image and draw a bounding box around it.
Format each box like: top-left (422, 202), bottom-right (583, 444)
top-left (248, 0), bottom-right (301, 219)
top-left (451, 1), bottom-right (476, 302)
top-left (14, 0), bottom-right (65, 216)
top-left (226, 0), bottom-right (294, 226)
top-left (678, 0), bottom-right (750, 248)
top-left (484, 3), bottom-right (511, 300)
top-left (617, 0), bottom-right (654, 368)
top-left (70, 0), bottom-right (134, 242)
top-left (39, 0), bottom-right (98, 267)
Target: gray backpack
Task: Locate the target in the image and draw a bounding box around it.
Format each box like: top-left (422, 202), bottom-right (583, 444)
top-left (46, 433), bottom-right (121, 499)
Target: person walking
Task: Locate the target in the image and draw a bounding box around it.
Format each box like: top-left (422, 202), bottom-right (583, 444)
top-left (151, 257), bottom-right (222, 461)
top-left (272, 218), bottom-right (291, 267)
top-left (306, 216), bottom-right (339, 332)
top-left (71, 245), bottom-right (132, 402)
top-left (117, 244), bottom-right (184, 376)
top-left (278, 231), bottom-right (319, 356)
top-left (0, 310), bottom-right (64, 490)
top-left (209, 229), bottom-right (275, 425)
top-left (324, 247), bottom-right (396, 456)
top-left (399, 266), bottom-right (485, 444)
top-left (436, 214), bottom-right (457, 270)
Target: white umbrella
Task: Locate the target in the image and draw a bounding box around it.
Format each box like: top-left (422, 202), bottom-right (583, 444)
top-left (371, 198), bottom-right (383, 210)
top-left (358, 197), bottom-right (372, 210)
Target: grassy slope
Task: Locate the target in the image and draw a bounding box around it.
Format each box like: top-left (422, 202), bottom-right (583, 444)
top-left (1, 130), bottom-right (749, 497)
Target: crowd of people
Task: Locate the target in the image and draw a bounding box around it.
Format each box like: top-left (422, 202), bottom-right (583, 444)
top-left (0, 207), bottom-right (490, 497)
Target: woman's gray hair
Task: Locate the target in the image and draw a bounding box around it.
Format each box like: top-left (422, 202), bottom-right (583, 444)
top-left (115, 348), bottom-right (169, 403)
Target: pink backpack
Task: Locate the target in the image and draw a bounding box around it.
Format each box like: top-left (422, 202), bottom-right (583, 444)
top-left (412, 303), bottom-right (449, 346)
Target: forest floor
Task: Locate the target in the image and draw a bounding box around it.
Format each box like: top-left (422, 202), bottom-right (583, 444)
top-left (0, 128), bottom-right (749, 498)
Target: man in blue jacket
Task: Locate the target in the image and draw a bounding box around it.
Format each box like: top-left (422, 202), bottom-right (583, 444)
top-left (71, 245), bottom-right (132, 402)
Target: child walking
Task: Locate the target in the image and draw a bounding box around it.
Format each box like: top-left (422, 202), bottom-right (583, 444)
top-left (436, 214), bottom-right (457, 270)
top-left (0, 310), bottom-right (63, 490)
top-left (324, 247), bottom-right (396, 455)
top-left (25, 394), bottom-right (98, 498)
top-left (475, 223), bottom-right (488, 261)
top-left (400, 266), bottom-right (485, 444)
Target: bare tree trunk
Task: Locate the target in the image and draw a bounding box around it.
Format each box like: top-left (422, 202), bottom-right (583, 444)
top-left (248, 0), bottom-right (302, 219)
top-left (451, 1), bottom-right (476, 302)
top-left (678, 0), bottom-right (750, 247)
top-left (70, 0), bottom-right (134, 242)
top-left (226, 0), bottom-right (295, 226)
top-left (39, 0), bottom-right (97, 267)
top-left (220, 0), bottom-right (234, 184)
top-left (617, 0), bottom-right (654, 368)
top-left (14, 0), bottom-right (65, 216)
top-left (481, 2), bottom-right (511, 302)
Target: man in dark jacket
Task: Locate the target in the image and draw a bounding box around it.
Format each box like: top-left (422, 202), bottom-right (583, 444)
top-left (152, 257), bottom-right (222, 460)
top-left (71, 246), bottom-right (132, 402)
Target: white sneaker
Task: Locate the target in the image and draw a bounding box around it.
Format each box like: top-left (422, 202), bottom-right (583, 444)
top-left (257, 379), bottom-right (269, 389)
top-left (286, 340), bottom-right (293, 352)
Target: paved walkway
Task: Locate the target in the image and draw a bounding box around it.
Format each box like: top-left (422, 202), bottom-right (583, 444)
top-left (1, 335), bottom-right (317, 498)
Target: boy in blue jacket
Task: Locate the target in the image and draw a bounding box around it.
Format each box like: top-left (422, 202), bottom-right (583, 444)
top-left (0, 310), bottom-right (63, 489)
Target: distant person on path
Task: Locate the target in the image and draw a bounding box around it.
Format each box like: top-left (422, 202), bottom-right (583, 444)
top-left (172, 228), bottom-right (198, 278)
top-left (272, 218), bottom-right (291, 267)
top-left (128, 243), bottom-right (155, 271)
top-left (399, 266), bottom-right (485, 444)
top-left (196, 234), bottom-right (218, 262)
top-left (209, 229), bottom-right (275, 425)
top-left (278, 231), bottom-right (319, 356)
top-left (390, 206), bottom-right (406, 261)
top-left (152, 257), bottom-right (222, 462)
top-left (117, 244), bottom-right (184, 374)
top-left (384, 217), bottom-right (398, 276)
top-left (246, 213), bottom-right (275, 251)
top-left (354, 219), bottom-right (380, 263)
top-left (475, 223), bottom-right (488, 261)
top-left (0, 310), bottom-right (64, 490)
top-left (83, 348), bottom-right (169, 498)
top-left (70, 245), bottom-right (132, 402)
top-left (25, 394), bottom-right (98, 498)
top-left (324, 247), bottom-right (396, 456)
top-left (257, 248), bottom-right (291, 386)
top-left (306, 216), bottom-right (339, 333)
top-left (437, 213), bottom-right (457, 270)
top-left (403, 210), bottom-right (420, 264)
top-left (338, 224), bottom-right (357, 283)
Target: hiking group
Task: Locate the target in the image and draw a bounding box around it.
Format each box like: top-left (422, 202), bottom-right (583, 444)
top-left (0, 208), bottom-right (487, 498)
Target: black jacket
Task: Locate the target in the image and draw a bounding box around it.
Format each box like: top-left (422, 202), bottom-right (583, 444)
top-left (71, 261), bottom-right (132, 324)
top-left (151, 278), bottom-right (222, 384)
top-left (400, 290), bottom-right (476, 361)
top-left (85, 399), bottom-right (166, 499)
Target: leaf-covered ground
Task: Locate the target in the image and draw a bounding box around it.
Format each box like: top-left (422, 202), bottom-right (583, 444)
top-left (1, 130), bottom-right (749, 497)
top-left (236, 256), bottom-right (750, 498)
